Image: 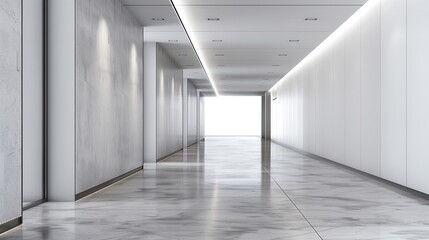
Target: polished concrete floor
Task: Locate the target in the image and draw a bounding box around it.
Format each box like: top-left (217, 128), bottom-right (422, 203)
top-left (3, 137), bottom-right (429, 239)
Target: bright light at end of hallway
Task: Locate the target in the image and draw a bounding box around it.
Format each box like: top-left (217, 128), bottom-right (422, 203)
top-left (205, 96), bottom-right (261, 136)
top-left (170, 0), bottom-right (219, 96)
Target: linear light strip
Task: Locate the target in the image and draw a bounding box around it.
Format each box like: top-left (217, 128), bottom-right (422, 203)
top-left (270, 0), bottom-right (371, 91)
top-left (169, 0), bottom-right (220, 96)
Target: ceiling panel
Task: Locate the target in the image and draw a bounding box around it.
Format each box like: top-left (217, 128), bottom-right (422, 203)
top-left (125, 0), bottom-right (368, 95)
top-left (194, 31), bottom-right (330, 49)
top-left (174, 0), bottom-right (367, 6)
top-left (179, 6), bottom-right (361, 32)
top-left (172, 2), bottom-right (364, 94)
top-left (126, 6), bottom-right (182, 32)
top-left (121, 0), bottom-right (170, 6)
top-left (125, 3), bottom-right (212, 88)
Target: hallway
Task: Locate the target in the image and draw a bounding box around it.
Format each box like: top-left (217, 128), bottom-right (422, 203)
top-left (2, 138), bottom-right (429, 240)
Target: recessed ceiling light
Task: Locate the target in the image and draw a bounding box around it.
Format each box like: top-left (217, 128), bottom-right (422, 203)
top-left (289, 40), bottom-right (300, 42)
top-left (272, 64), bottom-right (280, 67)
top-left (212, 40), bottom-right (223, 42)
top-left (305, 17), bottom-right (318, 21)
top-left (168, 40), bottom-right (178, 43)
top-left (178, 54), bottom-right (188, 56)
top-left (152, 17), bottom-right (165, 21)
top-left (207, 18), bottom-right (220, 21)
top-left (278, 54), bottom-right (288, 56)
top-left (215, 54), bottom-right (224, 57)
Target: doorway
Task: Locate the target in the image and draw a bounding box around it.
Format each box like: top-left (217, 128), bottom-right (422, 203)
top-left (204, 96), bottom-right (262, 136)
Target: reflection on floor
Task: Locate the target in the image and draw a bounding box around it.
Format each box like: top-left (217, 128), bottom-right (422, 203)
top-left (2, 137), bottom-right (429, 239)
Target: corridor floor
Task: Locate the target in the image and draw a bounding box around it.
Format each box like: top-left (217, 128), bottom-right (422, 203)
top-left (3, 137), bottom-right (429, 240)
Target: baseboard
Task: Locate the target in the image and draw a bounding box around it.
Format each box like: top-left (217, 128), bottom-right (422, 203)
top-left (75, 166), bottom-right (143, 201)
top-left (157, 148), bottom-right (183, 162)
top-left (271, 140), bottom-right (429, 200)
top-left (0, 217), bottom-right (22, 235)
top-left (23, 198), bottom-right (47, 211)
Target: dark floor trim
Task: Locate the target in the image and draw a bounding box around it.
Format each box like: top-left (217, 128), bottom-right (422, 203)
top-left (23, 198), bottom-right (47, 211)
top-left (271, 140), bottom-right (429, 200)
top-left (75, 166), bottom-right (143, 201)
top-left (0, 217), bottom-right (22, 235)
top-left (157, 148), bottom-right (183, 162)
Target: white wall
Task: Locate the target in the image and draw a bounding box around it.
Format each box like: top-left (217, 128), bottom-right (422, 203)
top-left (270, 0), bottom-right (429, 194)
top-left (407, 0), bottom-right (429, 193)
top-left (48, 0), bottom-right (76, 201)
top-left (23, 0), bottom-right (45, 204)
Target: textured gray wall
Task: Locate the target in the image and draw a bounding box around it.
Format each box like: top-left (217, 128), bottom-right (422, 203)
top-left (75, 0), bottom-right (143, 193)
top-left (156, 45), bottom-right (183, 159)
top-left (187, 81), bottom-right (198, 146)
top-left (0, 0), bottom-right (22, 223)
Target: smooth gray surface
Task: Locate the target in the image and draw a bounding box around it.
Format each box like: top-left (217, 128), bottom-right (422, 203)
top-left (23, 0), bottom-right (44, 204)
top-left (48, 0), bottom-right (76, 201)
top-left (143, 43), bottom-right (157, 163)
top-left (4, 137), bottom-right (429, 239)
top-left (75, 0), bottom-right (143, 193)
top-left (0, 0), bottom-right (22, 223)
top-left (187, 81), bottom-right (198, 146)
top-left (156, 44), bottom-right (183, 160)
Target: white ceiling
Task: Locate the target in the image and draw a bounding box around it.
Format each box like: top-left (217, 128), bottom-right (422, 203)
top-left (124, 1), bottom-right (211, 90)
top-left (123, 0), bottom-right (368, 95)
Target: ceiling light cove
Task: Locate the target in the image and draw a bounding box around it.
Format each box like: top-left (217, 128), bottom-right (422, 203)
top-left (152, 17), bottom-right (165, 21)
top-left (207, 18), bottom-right (220, 21)
top-left (212, 40), bottom-right (223, 43)
top-left (305, 17), bottom-right (318, 21)
top-left (289, 40), bottom-right (300, 43)
top-left (278, 54), bottom-right (288, 57)
top-left (169, 0), bottom-right (219, 96)
top-left (215, 54), bottom-right (225, 57)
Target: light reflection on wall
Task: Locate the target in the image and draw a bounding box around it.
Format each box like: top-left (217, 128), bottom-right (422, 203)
top-left (130, 44), bottom-right (138, 84)
top-left (97, 18), bottom-right (111, 103)
top-left (130, 43), bottom-right (139, 130)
